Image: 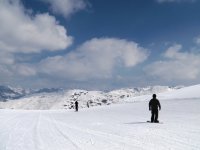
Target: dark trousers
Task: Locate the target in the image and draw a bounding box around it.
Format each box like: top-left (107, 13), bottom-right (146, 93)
top-left (151, 109), bottom-right (158, 122)
top-left (75, 106), bottom-right (78, 111)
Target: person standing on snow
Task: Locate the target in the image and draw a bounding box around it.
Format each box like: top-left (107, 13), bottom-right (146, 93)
top-left (75, 101), bottom-right (78, 112)
top-left (87, 101), bottom-right (89, 108)
top-left (149, 94), bottom-right (161, 123)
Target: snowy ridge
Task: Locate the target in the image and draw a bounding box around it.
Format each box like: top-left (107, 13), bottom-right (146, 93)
top-left (130, 84), bottom-right (200, 102)
top-left (0, 85), bottom-right (180, 110)
top-left (159, 84), bottom-right (200, 99)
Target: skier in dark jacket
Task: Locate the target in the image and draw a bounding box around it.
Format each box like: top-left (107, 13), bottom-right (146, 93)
top-left (75, 101), bottom-right (78, 112)
top-left (149, 94), bottom-right (161, 123)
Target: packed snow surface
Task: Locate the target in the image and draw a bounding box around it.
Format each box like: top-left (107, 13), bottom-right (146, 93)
top-left (0, 84), bottom-right (200, 150)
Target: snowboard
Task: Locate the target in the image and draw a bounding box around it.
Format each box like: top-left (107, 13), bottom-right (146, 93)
top-left (147, 121), bottom-right (163, 124)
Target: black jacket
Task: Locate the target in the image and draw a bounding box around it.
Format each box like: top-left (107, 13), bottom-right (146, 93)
top-left (149, 98), bottom-right (161, 110)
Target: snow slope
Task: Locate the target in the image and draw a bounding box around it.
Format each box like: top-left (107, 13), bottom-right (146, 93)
top-left (0, 84), bottom-right (200, 150)
top-left (160, 84), bottom-right (200, 99)
top-left (129, 84), bottom-right (200, 102)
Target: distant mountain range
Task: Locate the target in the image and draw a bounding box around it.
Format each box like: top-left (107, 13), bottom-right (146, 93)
top-left (0, 86), bottom-right (27, 101)
top-left (0, 85), bottom-right (183, 110)
top-left (0, 85), bottom-right (62, 101)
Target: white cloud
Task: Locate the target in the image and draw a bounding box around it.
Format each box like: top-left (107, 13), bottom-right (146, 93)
top-left (156, 0), bottom-right (196, 3)
top-left (40, 0), bottom-right (87, 17)
top-left (0, 65), bottom-right (12, 77)
top-left (39, 38), bottom-right (149, 80)
top-left (0, 0), bottom-right (73, 53)
top-left (0, 51), bottom-right (15, 65)
top-left (145, 44), bottom-right (200, 80)
top-left (12, 64), bottom-right (37, 76)
top-left (0, 0), bottom-right (74, 84)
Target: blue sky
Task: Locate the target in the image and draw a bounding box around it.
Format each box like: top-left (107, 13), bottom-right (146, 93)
top-left (0, 0), bottom-right (200, 89)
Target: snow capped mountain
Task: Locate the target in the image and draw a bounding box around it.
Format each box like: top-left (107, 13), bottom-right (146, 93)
top-left (0, 85), bottom-right (28, 101)
top-left (0, 85), bottom-right (183, 110)
top-left (32, 88), bottom-right (63, 94)
top-left (0, 85), bottom-right (62, 101)
top-left (126, 84), bottom-right (200, 102)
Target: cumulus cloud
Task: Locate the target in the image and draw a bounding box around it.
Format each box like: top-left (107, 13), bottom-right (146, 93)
top-left (0, 0), bottom-right (73, 53)
top-left (12, 64), bottom-right (37, 76)
top-left (156, 0), bottom-right (196, 3)
top-left (40, 0), bottom-right (87, 17)
top-left (0, 0), bottom-right (74, 86)
top-left (39, 38), bottom-right (149, 80)
top-left (145, 44), bottom-right (200, 80)
top-left (0, 51), bottom-right (15, 65)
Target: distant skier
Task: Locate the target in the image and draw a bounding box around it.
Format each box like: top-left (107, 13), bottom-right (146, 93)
top-left (75, 101), bottom-right (78, 112)
top-left (87, 101), bottom-right (89, 108)
top-left (149, 94), bottom-right (161, 123)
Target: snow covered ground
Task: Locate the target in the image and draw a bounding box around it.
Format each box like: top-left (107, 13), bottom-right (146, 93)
top-left (0, 85), bottom-right (200, 150)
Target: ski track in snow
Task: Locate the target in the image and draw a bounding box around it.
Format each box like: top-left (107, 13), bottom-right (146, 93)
top-left (0, 99), bottom-right (200, 150)
top-left (50, 114), bottom-right (142, 149)
top-left (50, 115), bottom-right (82, 150)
